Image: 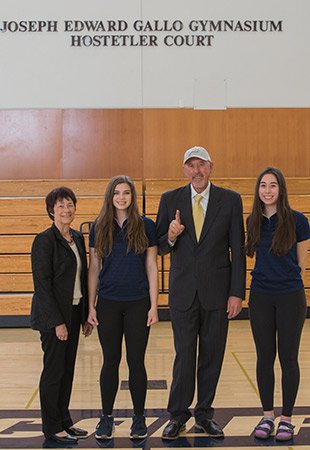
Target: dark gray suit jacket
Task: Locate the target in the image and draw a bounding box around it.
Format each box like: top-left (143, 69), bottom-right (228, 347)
top-left (30, 223), bottom-right (88, 332)
top-left (156, 183), bottom-right (246, 311)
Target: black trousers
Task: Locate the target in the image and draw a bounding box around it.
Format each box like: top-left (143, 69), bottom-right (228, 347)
top-left (39, 305), bottom-right (81, 436)
top-left (168, 294), bottom-right (229, 423)
top-left (96, 297), bottom-right (150, 416)
top-left (249, 289), bottom-right (306, 417)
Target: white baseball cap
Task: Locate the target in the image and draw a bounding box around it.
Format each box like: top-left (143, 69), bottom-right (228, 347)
top-left (183, 146), bottom-right (211, 164)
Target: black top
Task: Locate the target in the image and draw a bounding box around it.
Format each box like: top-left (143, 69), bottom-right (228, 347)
top-left (30, 223), bottom-right (88, 332)
top-left (89, 216), bottom-right (157, 301)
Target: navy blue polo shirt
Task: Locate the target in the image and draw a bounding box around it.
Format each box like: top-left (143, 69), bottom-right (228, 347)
top-left (89, 216), bottom-right (157, 301)
top-left (249, 210), bottom-right (310, 294)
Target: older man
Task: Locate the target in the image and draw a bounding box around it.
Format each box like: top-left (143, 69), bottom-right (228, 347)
top-left (156, 146), bottom-right (246, 439)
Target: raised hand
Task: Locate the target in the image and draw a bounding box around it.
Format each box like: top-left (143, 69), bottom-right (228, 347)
top-left (168, 209), bottom-right (185, 242)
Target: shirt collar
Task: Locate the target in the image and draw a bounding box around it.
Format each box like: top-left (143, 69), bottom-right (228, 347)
top-left (190, 181), bottom-right (211, 199)
top-left (114, 218), bottom-right (128, 229)
top-left (262, 212), bottom-right (277, 220)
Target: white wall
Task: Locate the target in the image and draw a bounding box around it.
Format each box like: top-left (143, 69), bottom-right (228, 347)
top-left (1, 0), bottom-right (309, 108)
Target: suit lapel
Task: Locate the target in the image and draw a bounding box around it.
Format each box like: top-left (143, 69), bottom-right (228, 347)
top-left (52, 223), bottom-right (75, 254)
top-left (178, 185), bottom-right (197, 244)
top-left (198, 184), bottom-right (222, 244)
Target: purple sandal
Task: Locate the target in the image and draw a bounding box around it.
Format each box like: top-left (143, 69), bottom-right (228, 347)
top-left (275, 421), bottom-right (294, 441)
top-left (254, 417), bottom-right (274, 439)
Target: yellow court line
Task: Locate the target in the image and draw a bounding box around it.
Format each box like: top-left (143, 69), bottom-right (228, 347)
top-left (232, 352), bottom-right (260, 399)
top-left (25, 386), bottom-right (39, 409)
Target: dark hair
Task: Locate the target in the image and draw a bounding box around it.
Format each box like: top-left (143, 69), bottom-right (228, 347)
top-left (94, 175), bottom-right (148, 258)
top-left (45, 186), bottom-right (77, 220)
top-left (245, 167), bottom-right (296, 257)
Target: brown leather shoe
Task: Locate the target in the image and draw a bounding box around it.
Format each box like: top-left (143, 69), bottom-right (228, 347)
top-left (195, 419), bottom-right (224, 437)
top-left (162, 420), bottom-right (186, 439)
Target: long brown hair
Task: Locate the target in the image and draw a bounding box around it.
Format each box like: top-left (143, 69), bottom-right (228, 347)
top-left (94, 175), bottom-right (148, 258)
top-left (245, 167), bottom-right (296, 257)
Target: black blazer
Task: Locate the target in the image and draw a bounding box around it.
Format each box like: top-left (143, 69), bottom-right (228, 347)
top-left (156, 183), bottom-right (246, 311)
top-left (30, 223), bottom-right (88, 332)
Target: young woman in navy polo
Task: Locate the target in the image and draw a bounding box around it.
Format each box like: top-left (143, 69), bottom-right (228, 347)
top-left (87, 175), bottom-right (158, 440)
top-left (246, 167), bottom-right (310, 441)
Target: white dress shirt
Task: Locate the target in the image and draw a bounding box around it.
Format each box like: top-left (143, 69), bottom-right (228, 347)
top-left (168, 182), bottom-right (211, 246)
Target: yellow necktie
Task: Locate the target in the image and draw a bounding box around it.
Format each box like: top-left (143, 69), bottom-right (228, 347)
top-left (193, 194), bottom-right (204, 241)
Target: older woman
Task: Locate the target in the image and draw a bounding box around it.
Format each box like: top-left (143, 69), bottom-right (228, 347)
top-left (31, 187), bottom-right (92, 444)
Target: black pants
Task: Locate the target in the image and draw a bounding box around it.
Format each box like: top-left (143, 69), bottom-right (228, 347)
top-left (39, 305), bottom-right (81, 436)
top-left (168, 295), bottom-right (229, 423)
top-left (249, 289), bottom-right (306, 417)
top-left (96, 297), bottom-right (150, 416)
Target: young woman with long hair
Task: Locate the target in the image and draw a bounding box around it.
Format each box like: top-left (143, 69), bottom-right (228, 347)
top-left (246, 167), bottom-right (310, 441)
top-left (87, 175), bottom-right (158, 440)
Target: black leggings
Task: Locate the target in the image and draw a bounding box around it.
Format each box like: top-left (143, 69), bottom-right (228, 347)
top-left (96, 297), bottom-right (150, 416)
top-left (249, 289), bottom-right (306, 417)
